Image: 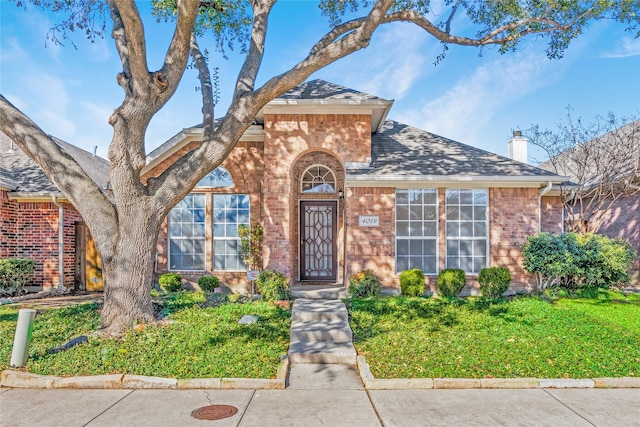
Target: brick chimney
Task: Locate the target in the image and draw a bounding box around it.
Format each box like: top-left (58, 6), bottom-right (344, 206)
top-left (508, 130), bottom-right (528, 164)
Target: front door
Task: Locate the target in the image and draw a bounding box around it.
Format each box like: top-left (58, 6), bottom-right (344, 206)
top-left (300, 201), bottom-right (337, 281)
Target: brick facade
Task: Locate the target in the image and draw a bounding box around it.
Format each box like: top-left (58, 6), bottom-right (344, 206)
top-left (0, 189), bottom-right (82, 290)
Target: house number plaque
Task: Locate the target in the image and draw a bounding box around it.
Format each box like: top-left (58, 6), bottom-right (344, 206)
top-left (358, 215), bottom-right (380, 227)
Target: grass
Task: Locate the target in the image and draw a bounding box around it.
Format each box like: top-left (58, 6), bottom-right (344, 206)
top-left (0, 292), bottom-right (290, 379)
top-left (347, 293), bottom-right (640, 379)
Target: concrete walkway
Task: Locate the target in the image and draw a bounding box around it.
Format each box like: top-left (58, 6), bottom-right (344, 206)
top-left (2, 386), bottom-right (639, 426)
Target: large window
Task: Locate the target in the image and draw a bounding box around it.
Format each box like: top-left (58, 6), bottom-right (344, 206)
top-left (446, 189), bottom-right (488, 273)
top-left (169, 194), bottom-right (206, 270)
top-left (213, 194), bottom-right (250, 271)
top-left (197, 166), bottom-right (234, 188)
top-left (301, 165), bottom-right (336, 193)
top-left (395, 189), bottom-right (438, 273)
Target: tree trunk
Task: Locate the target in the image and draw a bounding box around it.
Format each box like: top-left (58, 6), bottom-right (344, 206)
top-left (98, 212), bottom-right (161, 336)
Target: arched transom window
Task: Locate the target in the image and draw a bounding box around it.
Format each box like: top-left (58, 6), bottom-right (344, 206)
top-left (301, 165), bottom-right (336, 193)
top-left (196, 166), bottom-right (234, 188)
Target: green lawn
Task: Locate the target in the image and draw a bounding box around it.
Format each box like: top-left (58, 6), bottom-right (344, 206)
top-left (0, 292), bottom-right (290, 379)
top-left (347, 295), bottom-right (640, 379)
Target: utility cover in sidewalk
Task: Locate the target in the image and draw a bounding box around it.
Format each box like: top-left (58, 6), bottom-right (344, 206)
top-left (191, 405), bottom-right (238, 420)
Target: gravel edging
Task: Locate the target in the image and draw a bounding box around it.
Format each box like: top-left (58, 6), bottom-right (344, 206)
top-left (0, 355), bottom-right (289, 390)
top-left (356, 356), bottom-right (640, 390)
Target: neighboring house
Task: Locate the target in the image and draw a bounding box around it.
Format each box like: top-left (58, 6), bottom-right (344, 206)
top-left (538, 119), bottom-right (640, 286)
top-left (0, 132), bottom-right (109, 292)
top-left (143, 80), bottom-right (567, 294)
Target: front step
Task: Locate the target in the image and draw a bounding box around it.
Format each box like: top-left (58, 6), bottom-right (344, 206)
top-left (291, 299), bottom-right (348, 322)
top-left (288, 341), bottom-right (357, 365)
top-left (290, 319), bottom-right (353, 343)
top-left (291, 288), bottom-right (348, 300)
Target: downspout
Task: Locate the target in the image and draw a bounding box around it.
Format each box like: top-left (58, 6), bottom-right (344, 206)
top-left (538, 181), bottom-right (553, 233)
top-left (51, 196), bottom-right (67, 293)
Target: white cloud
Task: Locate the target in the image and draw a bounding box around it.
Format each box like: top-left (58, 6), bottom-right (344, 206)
top-left (39, 110), bottom-right (75, 137)
top-left (319, 23), bottom-right (438, 100)
top-left (396, 47), bottom-right (570, 146)
top-left (0, 37), bottom-right (28, 63)
top-left (79, 101), bottom-right (113, 124)
top-left (601, 36), bottom-right (640, 58)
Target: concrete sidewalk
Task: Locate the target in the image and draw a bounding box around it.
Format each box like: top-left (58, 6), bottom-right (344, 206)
top-left (2, 364), bottom-right (639, 427)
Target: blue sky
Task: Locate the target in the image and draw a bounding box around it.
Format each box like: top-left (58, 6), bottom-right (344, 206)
top-left (1, 1), bottom-right (639, 164)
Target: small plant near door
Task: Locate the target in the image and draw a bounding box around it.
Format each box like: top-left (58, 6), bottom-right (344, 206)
top-left (348, 270), bottom-right (382, 298)
top-left (197, 275), bottom-right (220, 292)
top-left (399, 268), bottom-right (426, 297)
top-left (256, 270), bottom-right (291, 301)
top-left (238, 223), bottom-right (264, 271)
top-left (0, 258), bottom-right (35, 296)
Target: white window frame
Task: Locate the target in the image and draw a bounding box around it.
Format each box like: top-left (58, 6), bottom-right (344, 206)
top-left (196, 166), bottom-right (234, 188)
top-left (213, 193), bottom-right (250, 272)
top-left (445, 188), bottom-right (489, 274)
top-left (300, 164), bottom-right (337, 194)
top-left (395, 188), bottom-right (439, 274)
top-left (168, 193), bottom-right (206, 271)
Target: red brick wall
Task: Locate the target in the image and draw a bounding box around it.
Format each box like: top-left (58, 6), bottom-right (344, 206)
top-left (541, 195), bottom-right (563, 234)
top-left (345, 187), bottom-right (396, 286)
top-left (3, 199), bottom-right (81, 289)
top-left (592, 193), bottom-right (640, 286)
top-left (152, 141), bottom-right (264, 294)
top-left (490, 188), bottom-right (539, 289)
top-left (262, 113), bottom-right (372, 281)
top-left (0, 190), bottom-right (17, 259)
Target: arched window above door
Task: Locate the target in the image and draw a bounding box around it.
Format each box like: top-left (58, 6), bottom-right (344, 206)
top-left (301, 165), bottom-right (336, 193)
top-left (196, 166), bottom-right (234, 188)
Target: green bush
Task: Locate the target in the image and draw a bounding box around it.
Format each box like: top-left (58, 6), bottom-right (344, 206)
top-left (256, 269), bottom-right (290, 301)
top-left (522, 232), bottom-right (636, 290)
top-left (399, 268), bottom-right (426, 297)
top-left (158, 273), bottom-right (182, 293)
top-left (197, 275), bottom-right (220, 292)
top-left (478, 267), bottom-right (511, 298)
top-left (348, 269), bottom-right (382, 298)
top-left (0, 258), bottom-right (36, 296)
top-left (437, 268), bottom-right (466, 298)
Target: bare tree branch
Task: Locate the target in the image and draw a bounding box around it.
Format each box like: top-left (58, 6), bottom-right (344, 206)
top-left (190, 34), bottom-right (215, 142)
top-left (0, 95), bottom-right (118, 257)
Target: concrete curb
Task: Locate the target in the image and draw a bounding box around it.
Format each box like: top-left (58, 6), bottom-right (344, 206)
top-left (355, 356), bottom-right (640, 389)
top-left (0, 355), bottom-right (289, 390)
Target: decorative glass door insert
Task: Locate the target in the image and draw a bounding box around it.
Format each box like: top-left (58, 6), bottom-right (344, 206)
top-left (300, 201), bottom-right (337, 281)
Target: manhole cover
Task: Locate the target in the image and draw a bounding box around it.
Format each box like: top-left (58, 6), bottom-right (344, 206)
top-left (191, 404), bottom-right (239, 421)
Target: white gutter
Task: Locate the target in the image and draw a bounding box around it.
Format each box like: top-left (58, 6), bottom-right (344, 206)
top-left (51, 196), bottom-right (67, 292)
top-left (538, 181), bottom-right (553, 233)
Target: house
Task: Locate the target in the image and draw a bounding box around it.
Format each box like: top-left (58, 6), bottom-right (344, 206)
top-left (0, 132), bottom-right (109, 292)
top-left (537, 119), bottom-right (640, 286)
top-left (143, 80), bottom-right (568, 294)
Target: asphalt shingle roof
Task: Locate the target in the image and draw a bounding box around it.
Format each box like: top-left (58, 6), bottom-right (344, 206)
top-left (277, 79), bottom-right (385, 102)
top-left (349, 120), bottom-right (560, 178)
top-left (0, 131), bottom-right (110, 195)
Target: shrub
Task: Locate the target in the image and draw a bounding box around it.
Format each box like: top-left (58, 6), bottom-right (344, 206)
top-left (478, 267), bottom-right (511, 298)
top-left (399, 268), bottom-right (426, 297)
top-left (256, 269), bottom-right (290, 301)
top-left (158, 273), bottom-right (182, 293)
top-left (348, 269), bottom-right (382, 298)
top-left (522, 232), bottom-right (636, 290)
top-left (437, 268), bottom-right (466, 298)
top-left (198, 275), bottom-right (220, 292)
top-left (0, 258), bottom-right (36, 296)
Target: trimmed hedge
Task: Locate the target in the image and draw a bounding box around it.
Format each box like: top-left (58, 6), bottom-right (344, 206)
top-left (0, 258), bottom-right (36, 296)
top-left (399, 268), bottom-right (426, 297)
top-left (198, 275), bottom-right (220, 292)
top-left (478, 267), bottom-right (511, 298)
top-left (159, 273), bottom-right (182, 293)
top-left (437, 268), bottom-right (466, 298)
top-left (348, 270), bottom-right (382, 298)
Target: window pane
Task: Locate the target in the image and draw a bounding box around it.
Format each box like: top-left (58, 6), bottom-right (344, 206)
top-left (424, 240), bottom-right (437, 256)
top-left (474, 190), bottom-right (487, 205)
top-left (424, 257), bottom-right (437, 274)
top-left (474, 222), bottom-right (486, 237)
top-left (396, 191), bottom-right (409, 205)
top-left (409, 240), bottom-right (422, 254)
top-left (460, 240), bottom-right (472, 256)
top-left (238, 194), bottom-right (250, 209)
top-left (474, 240), bottom-right (487, 256)
top-left (473, 257), bottom-right (487, 273)
top-left (460, 257), bottom-right (473, 272)
top-left (446, 206), bottom-right (459, 220)
top-left (460, 206), bottom-right (473, 220)
top-left (423, 222), bottom-right (437, 236)
top-left (446, 222), bottom-right (459, 237)
top-left (410, 256), bottom-right (422, 270)
top-left (460, 222), bottom-right (473, 237)
top-left (397, 205), bottom-right (409, 221)
top-left (474, 206), bottom-right (486, 221)
top-left (397, 257), bottom-right (409, 272)
top-left (238, 209), bottom-right (250, 224)
top-left (447, 240), bottom-right (458, 256)
top-left (409, 222), bottom-right (422, 237)
top-left (410, 206), bottom-right (422, 220)
top-left (423, 191), bottom-right (437, 205)
top-left (423, 206), bottom-right (437, 220)
top-left (447, 256), bottom-right (459, 269)
top-left (397, 222), bottom-right (409, 236)
top-left (446, 190), bottom-right (459, 204)
top-left (397, 239), bottom-right (409, 256)
top-left (460, 190), bottom-right (473, 204)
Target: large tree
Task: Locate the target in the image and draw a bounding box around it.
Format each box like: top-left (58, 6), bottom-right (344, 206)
top-left (1, 0), bottom-right (637, 335)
